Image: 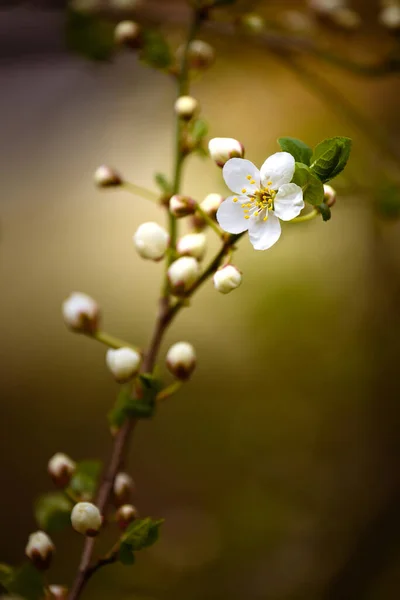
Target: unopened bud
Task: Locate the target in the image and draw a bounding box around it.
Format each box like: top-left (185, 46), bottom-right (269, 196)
top-left (213, 265), bottom-right (242, 294)
top-left (166, 341), bottom-right (196, 380)
top-left (192, 193), bottom-right (224, 229)
top-left (208, 137), bottom-right (245, 167)
top-left (240, 13), bottom-right (265, 33)
top-left (169, 194), bottom-right (196, 218)
top-left (114, 21), bottom-right (142, 48)
top-left (309, 0), bottom-right (345, 14)
top-left (177, 233), bottom-right (207, 261)
top-left (380, 4), bottom-right (400, 30)
top-left (48, 453), bottom-right (76, 488)
top-left (71, 502), bottom-right (102, 536)
top-left (94, 165), bottom-right (123, 188)
top-left (174, 95), bottom-right (199, 120)
top-left (133, 222), bottom-right (169, 260)
top-left (62, 292), bottom-right (100, 334)
top-left (113, 472), bottom-right (135, 505)
top-left (167, 257), bottom-right (200, 295)
top-left (323, 184), bottom-right (337, 207)
top-left (116, 504), bottom-right (138, 530)
top-left (48, 585), bottom-right (68, 600)
top-left (180, 40), bottom-right (215, 70)
top-left (106, 347), bottom-right (141, 383)
top-left (25, 531), bottom-right (55, 570)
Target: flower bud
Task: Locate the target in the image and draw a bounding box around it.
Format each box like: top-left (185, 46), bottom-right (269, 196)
top-left (71, 502), bottom-right (102, 536)
top-left (48, 453), bottom-right (76, 488)
top-left (62, 292), bottom-right (100, 334)
top-left (177, 233), bottom-right (207, 261)
top-left (167, 257), bottom-right (200, 295)
top-left (380, 5), bottom-right (400, 30)
top-left (25, 531), bottom-right (55, 570)
top-left (208, 137), bottom-right (245, 168)
top-left (166, 342), bottom-right (196, 380)
top-left (48, 585), bottom-right (68, 600)
top-left (213, 265), bottom-right (242, 294)
top-left (169, 194), bottom-right (196, 218)
top-left (116, 504), bottom-right (138, 530)
top-left (179, 40), bottom-right (215, 70)
top-left (174, 95), bottom-right (199, 121)
top-left (133, 222), bottom-right (169, 261)
top-left (309, 0), bottom-right (344, 14)
top-left (106, 347), bottom-right (141, 383)
top-left (323, 184), bottom-right (337, 207)
top-left (113, 472), bottom-right (135, 506)
top-left (114, 21), bottom-right (142, 48)
top-left (94, 165), bottom-right (123, 188)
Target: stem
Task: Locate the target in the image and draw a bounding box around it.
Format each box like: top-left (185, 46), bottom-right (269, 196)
top-left (195, 204), bottom-right (225, 238)
top-left (290, 209), bottom-right (318, 223)
top-left (122, 182), bottom-right (159, 203)
top-left (90, 330), bottom-right (139, 352)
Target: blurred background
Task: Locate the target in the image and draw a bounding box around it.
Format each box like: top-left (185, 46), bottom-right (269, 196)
top-left (1, 0), bottom-right (400, 598)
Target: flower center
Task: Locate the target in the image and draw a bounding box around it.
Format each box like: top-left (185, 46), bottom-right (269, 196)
top-left (233, 179), bottom-right (276, 222)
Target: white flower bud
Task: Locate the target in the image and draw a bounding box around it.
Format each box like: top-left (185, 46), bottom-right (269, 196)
top-left (113, 472), bottom-right (135, 505)
top-left (178, 40), bottom-right (215, 70)
top-left (48, 453), bottom-right (76, 488)
top-left (133, 222), bottom-right (169, 261)
top-left (114, 21), bottom-right (142, 48)
top-left (174, 95), bottom-right (199, 120)
top-left (380, 5), bottom-right (400, 30)
top-left (323, 184), bottom-right (337, 207)
top-left (177, 233), bottom-right (207, 261)
top-left (94, 165), bottom-right (123, 188)
top-left (167, 257), bottom-right (200, 295)
top-left (106, 347), bottom-right (141, 383)
top-left (116, 504), bottom-right (138, 530)
top-left (192, 193), bottom-right (224, 229)
top-left (169, 194), bottom-right (196, 218)
top-left (166, 342), bottom-right (196, 380)
top-left (208, 137), bottom-right (245, 168)
top-left (71, 502), bottom-right (102, 537)
top-left (48, 585), bottom-right (68, 600)
top-left (25, 531), bottom-right (55, 570)
top-left (62, 292), bottom-right (100, 334)
top-left (213, 265), bottom-right (242, 294)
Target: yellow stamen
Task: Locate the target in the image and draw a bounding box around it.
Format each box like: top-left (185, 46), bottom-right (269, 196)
top-left (244, 215), bottom-right (250, 220)
top-left (246, 175), bottom-right (252, 181)
top-left (233, 197), bottom-right (238, 203)
top-left (241, 188), bottom-right (247, 194)
top-left (250, 179), bottom-right (256, 185)
top-left (263, 216), bottom-right (268, 221)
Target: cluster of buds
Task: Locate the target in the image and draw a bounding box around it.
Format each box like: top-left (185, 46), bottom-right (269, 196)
top-left (71, 502), bottom-right (102, 536)
top-left (166, 342), bottom-right (196, 380)
top-left (106, 347), bottom-right (142, 383)
top-left (25, 531), bottom-right (55, 570)
top-left (62, 292), bottom-right (100, 334)
top-left (48, 452), bottom-right (76, 488)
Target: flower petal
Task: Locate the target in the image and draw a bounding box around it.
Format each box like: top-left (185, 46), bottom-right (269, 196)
top-left (223, 159), bottom-right (261, 195)
top-left (248, 212), bottom-right (281, 250)
top-left (216, 195), bottom-right (249, 234)
top-left (260, 152), bottom-right (295, 189)
top-left (273, 183), bottom-right (304, 221)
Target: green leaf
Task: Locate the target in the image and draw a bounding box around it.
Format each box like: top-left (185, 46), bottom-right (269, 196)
top-left (292, 163), bottom-right (325, 206)
top-left (277, 137), bottom-right (312, 166)
top-left (121, 517), bottom-right (164, 551)
top-left (70, 460), bottom-right (102, 500)
top-left (108, 376), bottom-right (162, 428)
top-left (66, 8), bottom-right (115, 61)
top-left (311, 137), bottom-right (352, 182)
top-left (35, 492), bottom-right (72, 533)
top-left (154, 173), bottom-right (172, 195)
top-left (140, 30), bottom-right (172, 70)
top-left (317, 202), bottom-right (332, 222)
top-left (191, 119), bottom-right (209, 143)
top-left (2, 564), bottom-right (45, 600)
top-left (118, 544), bottom-right (136, 566)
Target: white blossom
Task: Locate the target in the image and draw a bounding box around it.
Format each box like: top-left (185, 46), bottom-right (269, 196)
top-left (71, 502), bottom-right (102, 536)
top-left (48, 453), bottom-right (76, 487)
top-left (208, 137), bottom-right (245, 167)
top-left (133, 222), bottom-right (169, 260)
top-left (106, 347), bottom-right (141, 383)
top-left (166, 342), bottom-right (196, 380)
top-left (216, 153), bottom-right (304, 250)
top-left (174, 96), bottom-right (199, 120)
top-left (167, 256), bottom-right (200, 294)
top-left (25, 531), bottom-right (55, 570)
top-left (177, 233), bottom-right (207, 260)
top-left (62, 292), bottom-right (100, 333)
top-left (213, 265), bottom-right (242, 294)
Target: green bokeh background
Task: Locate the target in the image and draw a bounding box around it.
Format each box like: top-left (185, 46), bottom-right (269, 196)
top-left (1, 1), bottom-right (400, 598)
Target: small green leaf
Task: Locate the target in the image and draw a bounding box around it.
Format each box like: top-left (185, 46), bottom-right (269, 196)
top-left (154, 173), bottom-right (172, 195)
top-left (70, 460), bottom-right (102, 500)
top-left (292, 163), bottom-right (324, 206)
top-left (121, 517), bottom-right (164, 551)
top-left (317, 202), bottom-right (332, 221)
top-left (108, 376), bottom-right (162, 428)
top-left (277, 137), bottom-right (312, 166)
top-left (118, 544), bottom-right (136, 565)
top-left (140, 30), bottom-right (172, 70)
top-left (311, 137), bottom-right (352, 182)
top-left (35, 492), bottom-right (73, 533)
top-left (66, 8), bottom-right (115, 61)
top-left (3, 564), bottom-right (45, 600)
top-left (191, 119), bottom-right (209, 143)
